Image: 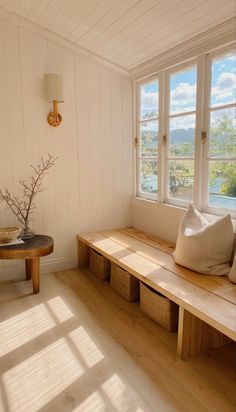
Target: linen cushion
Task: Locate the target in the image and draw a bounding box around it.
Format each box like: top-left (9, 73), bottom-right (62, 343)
top-left (228, 253), bottom-right (236, 283)
top-left (173, 205), bottom-right (234, 275)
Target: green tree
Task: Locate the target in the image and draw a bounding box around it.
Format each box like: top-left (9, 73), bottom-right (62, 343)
top-left (209, 114), bottom-right (236, 197)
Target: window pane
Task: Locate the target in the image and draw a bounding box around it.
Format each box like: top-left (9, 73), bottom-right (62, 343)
top-left (170, 67), bottom-right (197, 114)
top-left (140, 160), bottom-right (158, 194)
top-left (209, 108), bottom-right (236, 157)
top-left (140, 81), bottom-right (158, 120)
top-left (209, 161), bottom-right (236, 210)
top-left (169, 160), bottom-right (194, 200)
top-left (210, 51), bottom-right (236, 108)
top-left (140, 121), bottom-right (158, 157)
top-left (169, 115), bottom-right (195, 157)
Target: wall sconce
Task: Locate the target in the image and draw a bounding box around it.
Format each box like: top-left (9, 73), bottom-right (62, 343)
top-left (44, 73), bottom-right (64, 127)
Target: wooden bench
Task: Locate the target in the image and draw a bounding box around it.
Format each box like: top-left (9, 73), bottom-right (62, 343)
top-left (77, 227), bottom-right (236, 360)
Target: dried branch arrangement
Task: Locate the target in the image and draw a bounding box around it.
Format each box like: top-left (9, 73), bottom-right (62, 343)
top-left (0, 154), bottom-right (57, 237)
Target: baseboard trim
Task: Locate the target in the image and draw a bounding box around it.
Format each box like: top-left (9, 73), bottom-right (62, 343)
top-left (0, 257), bottom-right (77, 281)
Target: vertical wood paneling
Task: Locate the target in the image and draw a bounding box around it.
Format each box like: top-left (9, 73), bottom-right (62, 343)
top-left (0, 19), bottom-right (12, 269)
top-left (33, 33), bottom-right (55, 241)
top-left (3, 21), bottom-right (25, 190)
top-left (122, 76), bottom-right (133, 224)
top-left (0, 20), bottom-right (26, 270)
top-left (61, 47), bottom-right (80, 257)
top-left (47, 40), bottom-right (69, 260)
top-left (99, 66), bottom-right (113, 229)
top-left (18, 28), bottom-right (43, 235)
top-left (0, 17), bottom-right (133, 277)
top-left (111, 71), bottom-right (125, 227)
top-left (88, 61), bottom-right (103, 231)
top-left (74, 55), bottom-right (93, 233)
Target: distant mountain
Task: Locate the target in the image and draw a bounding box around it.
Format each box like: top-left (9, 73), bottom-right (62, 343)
top-left (142, 128), bottom-right (195, 146)
top-left (170, 128), bottom-right (195, 144)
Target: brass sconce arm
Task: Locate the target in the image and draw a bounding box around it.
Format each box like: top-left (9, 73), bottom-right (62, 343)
top-left (47, 100), bottom-right (62, 127)
top-left (44, 73), bottom-right (64, 128)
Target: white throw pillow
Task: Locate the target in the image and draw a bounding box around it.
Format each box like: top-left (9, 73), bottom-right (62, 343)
top-left (228, 253), bottom-right (236, 283)
top-left (173, 205), bottom-right (234, 276)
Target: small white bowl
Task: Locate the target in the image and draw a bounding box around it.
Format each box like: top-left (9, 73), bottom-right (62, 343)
top-left (0, 227), bottom-right (21, 244)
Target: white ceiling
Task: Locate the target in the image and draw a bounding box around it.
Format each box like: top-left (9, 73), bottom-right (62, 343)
top-left (0, 0), bottom-right (235, 70)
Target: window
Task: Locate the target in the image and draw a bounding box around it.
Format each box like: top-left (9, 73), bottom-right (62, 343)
top-left (203, 51), bottom-right (236, 213)
top-left (136, 45), bottom-right (236, 216)
top-left (137, 79), bottom-right (159, 200)
top-left (167, 65), bottom-right (197, 205)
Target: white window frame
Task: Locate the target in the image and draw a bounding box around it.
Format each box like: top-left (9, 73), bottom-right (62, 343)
top-left (135, 43), bottom-right (236, 218)
top-left (136, 75), bottom-right (160, 201)
top-left (202, 45), bottom-right (236, 218)
top-left (164, 59), bottom-right (197, 208)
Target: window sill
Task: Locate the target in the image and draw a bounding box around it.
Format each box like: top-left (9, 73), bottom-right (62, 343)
top-left (130, 196), bottom-right (236, 231)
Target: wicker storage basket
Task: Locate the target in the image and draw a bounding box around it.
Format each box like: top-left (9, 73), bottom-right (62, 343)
top-left (111, 263), bottom-right (140, 301)
top-left (89, 248), bottom-right (110, 280)
top-left (140, 282), bottom-right (179, 332)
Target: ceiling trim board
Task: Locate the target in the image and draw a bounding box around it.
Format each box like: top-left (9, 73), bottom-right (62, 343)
top-left (130, 17), bottom-right (236, 81)
top-left (0, 7), bottom-right (129, 76)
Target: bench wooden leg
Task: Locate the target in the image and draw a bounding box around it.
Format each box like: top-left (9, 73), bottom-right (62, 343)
top-left (31, 257), bottom-right (40, 294)
top-left (177, 307), bottom-right (231, 360)
top-left (78, 240), bottom-right (89, 268)
top-left (25, 259), bottom-right (32, 280)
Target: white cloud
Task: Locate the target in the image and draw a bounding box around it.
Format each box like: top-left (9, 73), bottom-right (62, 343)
top-left (211, 72), bottom-right (236, 103)
top-left (141, 88), bottom-right (158, 116)
top-left (170, 82), bottom-right (196, 113)
top-left (226, 54), bottom-right (236, 62)
top-left (170, 115), bottom-right (195, 130)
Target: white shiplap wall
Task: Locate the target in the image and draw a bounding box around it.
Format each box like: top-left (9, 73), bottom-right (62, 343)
top-left (0, 18), bottom-right (133, 280)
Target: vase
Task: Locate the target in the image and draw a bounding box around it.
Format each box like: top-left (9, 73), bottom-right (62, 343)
top-left (21, 223), bottom-right (34, 240)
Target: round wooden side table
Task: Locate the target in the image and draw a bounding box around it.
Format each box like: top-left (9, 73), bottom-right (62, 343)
top-left (0, 235), bottom-right (54, 294)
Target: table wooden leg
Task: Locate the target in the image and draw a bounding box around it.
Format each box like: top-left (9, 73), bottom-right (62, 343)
top-left (25, 259), bottom-right (32, 280)
top-left (31, 257), bottom-right (40, 294)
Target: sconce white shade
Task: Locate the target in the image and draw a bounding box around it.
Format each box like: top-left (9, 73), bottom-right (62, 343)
top-left (44, 73), bottom-right (64, 103)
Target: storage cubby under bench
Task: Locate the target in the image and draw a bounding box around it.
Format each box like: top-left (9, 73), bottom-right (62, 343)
top-left (77, 227), bottom-right (236, 360)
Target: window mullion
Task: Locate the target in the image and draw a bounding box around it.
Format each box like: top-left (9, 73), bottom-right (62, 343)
top-left (202, 53), bottom-right (212, 210)
top-left (134, 81), bottom-right (139, 197)
top-left (158, 71), bottom-right (165, 203)
top-left (193, 54), bottom-right (207, 210)
top-left (163, 70), bottom-right (170, 202)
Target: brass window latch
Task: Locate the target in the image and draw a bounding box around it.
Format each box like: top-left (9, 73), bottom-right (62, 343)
top-left (201, 131), bottom-right (207, 144)
top-left (134, 137), bottom-right (138, 147)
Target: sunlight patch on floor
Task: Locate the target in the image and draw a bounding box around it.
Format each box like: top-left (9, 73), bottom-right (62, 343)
top-left (3, 338), bottom-right (84, 412)
top-left (72, 391), bottom-right (106, 412)
top-left (0, 303), bottom-right (56, 357)
top-left (69, 326), bottom-right (104, 368)
top-left (47, 296), bottom-right (74, 322)
top-left (102, 374), bottom-right (136, 412)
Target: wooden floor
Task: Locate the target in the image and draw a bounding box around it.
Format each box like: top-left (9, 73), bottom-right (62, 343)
top-left (0, 269), bottom-right (235, 412)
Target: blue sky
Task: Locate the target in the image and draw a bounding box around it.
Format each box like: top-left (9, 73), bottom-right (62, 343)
top-left (140, 51), bottom-right (236, 130)
top-left (211, 52), bottom-right (236, 107)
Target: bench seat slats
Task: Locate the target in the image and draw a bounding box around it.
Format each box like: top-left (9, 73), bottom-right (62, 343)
top-left (100, 229), bottom-right (236, 305)
top-left (77, 230), bottom-right (236, 341)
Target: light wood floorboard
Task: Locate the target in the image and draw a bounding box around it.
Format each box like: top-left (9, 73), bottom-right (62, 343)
top-left (0, 268), bottom-right (235, 412)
